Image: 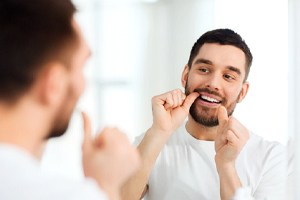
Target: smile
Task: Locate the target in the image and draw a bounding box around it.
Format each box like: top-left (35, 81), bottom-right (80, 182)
top-left (200, 95), bottom-right (221, 104)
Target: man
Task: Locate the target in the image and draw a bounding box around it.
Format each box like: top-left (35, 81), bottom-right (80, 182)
top-left (0, 0), bottom-right (140, 200)
top-left (122, 29), bottom-right (287, 200)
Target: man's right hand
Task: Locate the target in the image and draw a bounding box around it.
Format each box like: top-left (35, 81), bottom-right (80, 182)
top-left (120, 89), bottom-right (198, 200)
top-left (151, 89), bottom-right (199, 135)
top-left (81, 112), bottom-right (140, 200)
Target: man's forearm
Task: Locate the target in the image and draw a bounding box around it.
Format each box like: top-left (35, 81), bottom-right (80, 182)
top-left (121, 127), bottom-right (171, 200)
top-left (216, 162), bottom-right (242, 200)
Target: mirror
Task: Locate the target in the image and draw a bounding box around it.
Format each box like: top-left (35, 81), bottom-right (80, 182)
top-left (42, 0), bottom-right (291, 191)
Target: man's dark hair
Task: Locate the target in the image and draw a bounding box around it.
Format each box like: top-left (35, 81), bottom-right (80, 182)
top-left (187, 28), bottom-right (253, 81)
top-left (0, 0), bottom-right (77, 102)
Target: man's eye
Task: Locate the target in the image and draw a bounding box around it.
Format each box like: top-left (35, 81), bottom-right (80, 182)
top-left (199, 68), bottom-right (209, 73)
top-left (224, 74), bottom-right (234, 80)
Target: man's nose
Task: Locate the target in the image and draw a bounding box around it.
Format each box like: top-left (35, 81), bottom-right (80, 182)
top-left (205, 75), bottom-right (221, 91)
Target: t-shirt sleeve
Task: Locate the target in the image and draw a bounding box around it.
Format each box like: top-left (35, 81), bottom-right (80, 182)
top-left (254, 144), bottom-right (287, 200)
top-left (233, 142), bottom-right (288, 200)
top-left (251, 142), bottom-right (288, 200)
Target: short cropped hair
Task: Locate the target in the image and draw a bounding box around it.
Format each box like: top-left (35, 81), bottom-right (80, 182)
top-left (0, 0), bottom-right (77, 102)
top-left (187, 29), bottom-right (253, 81)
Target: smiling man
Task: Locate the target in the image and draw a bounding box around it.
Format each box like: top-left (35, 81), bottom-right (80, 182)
top-left (121, 29), bottom-right (287, 200)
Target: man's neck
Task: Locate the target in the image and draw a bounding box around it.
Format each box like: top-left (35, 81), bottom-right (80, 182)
top-left (0, 100), bottom-right (49, 160)
top-left (185, 115), bottom-right (218, 141)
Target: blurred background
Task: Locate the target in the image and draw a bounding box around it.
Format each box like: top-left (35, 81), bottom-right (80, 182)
top-left (41, 0), bottom-right (298, 195)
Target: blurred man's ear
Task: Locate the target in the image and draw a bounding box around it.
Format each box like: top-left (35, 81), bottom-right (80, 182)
top-left (35, 63), bottom-right (68, 106)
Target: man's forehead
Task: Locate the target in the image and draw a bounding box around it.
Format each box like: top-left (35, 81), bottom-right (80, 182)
top-left (195, 43), bottom-right (246, 65)
top-left (192, 43), bottom-right (247, 77)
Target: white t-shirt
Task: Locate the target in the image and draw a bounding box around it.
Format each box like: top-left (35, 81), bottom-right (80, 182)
top-left (135, 124), bottom-right (287, 200)
top-left (0, 144), bottom-right (108, 200)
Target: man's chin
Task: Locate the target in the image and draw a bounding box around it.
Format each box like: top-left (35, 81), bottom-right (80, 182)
top-left (46, 124), bottom-right (69, 140)
top-left (190, 106), bottom-right (219, 126)
top-left (193, 115), bottom-right (219, 127)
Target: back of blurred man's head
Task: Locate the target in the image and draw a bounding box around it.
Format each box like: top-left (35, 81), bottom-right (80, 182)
top-left (0, 0), bottom-right (77, 103)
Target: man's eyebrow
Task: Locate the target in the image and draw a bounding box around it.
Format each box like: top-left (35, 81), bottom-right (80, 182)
top-left (227, 66), bottom-right (241, 75)
top-left (194, 58), bottom-right (242, 75)
top-left (194, 58), bottom-right (213, 65)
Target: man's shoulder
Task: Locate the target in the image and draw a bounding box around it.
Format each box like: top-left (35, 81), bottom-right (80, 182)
top-left (0, 144), bottom-right (107, 200)
top-left (243, 132), bottom-right (287, 161)
top-left (247, 132), bottom-right (286, 151)
top-left (0, 176), bottom-right (107, 200)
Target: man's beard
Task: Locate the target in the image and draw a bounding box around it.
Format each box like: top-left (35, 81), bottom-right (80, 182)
top-left (47, 117), bottom-right (71, 139)
top-left (185, 84), bottom-right (240, 127)
top-left (46, 107), bottom-right (72, 140)
top-left (45, 87), bottom-right (76, 140)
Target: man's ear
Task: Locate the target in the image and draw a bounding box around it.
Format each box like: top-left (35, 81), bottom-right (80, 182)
top-left (36, 63), bottom-right (67, 106)
top-left (181, 64), bottom-right (189, 88)
top-left (237, 81), bottom-right (249, 103)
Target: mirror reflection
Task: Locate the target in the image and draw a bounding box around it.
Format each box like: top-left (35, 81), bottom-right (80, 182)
top-left (42, 0), bottom-right (292, 199)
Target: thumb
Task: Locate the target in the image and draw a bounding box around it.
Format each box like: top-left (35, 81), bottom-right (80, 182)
top-left (81, 111), bottom-right (93, 150)
top-left (181, 92), bottom-right (200, 113)
top-left (217, 106), bottom-right (228, 127)
top-left (215, 106), bottom-right (228, 147)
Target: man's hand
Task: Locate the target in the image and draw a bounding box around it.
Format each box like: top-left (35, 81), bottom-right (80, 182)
top-left (81, 112), bottom-right (140, 200)
top-left (151, 89), bottom-right (199, 135)
top-left (214, 106), bottom-right (250, 200)
top-left (215, 106), bottom-right (249, 166)
top-left (119, 89), bottom-right (198, 200)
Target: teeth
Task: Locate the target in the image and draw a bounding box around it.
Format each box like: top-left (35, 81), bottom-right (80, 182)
top-left (201, 95), bottom-right (220, 103)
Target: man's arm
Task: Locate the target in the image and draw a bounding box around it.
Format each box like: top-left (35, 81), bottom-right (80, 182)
top-left (121, 127), bottom-right (171, 200)
top-left (217, 105), bottom-right (288, 200)
top-left (121, 89), bottom-right (199, 200)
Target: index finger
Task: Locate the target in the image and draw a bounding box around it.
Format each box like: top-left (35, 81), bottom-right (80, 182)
top-left (81, 111), bottom-right (93, 149)
top-left (181, 92), bottom-right (200, 113)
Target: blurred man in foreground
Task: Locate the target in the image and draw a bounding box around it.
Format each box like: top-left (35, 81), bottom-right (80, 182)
top-left (0, 0), bottom-right (140, 199)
